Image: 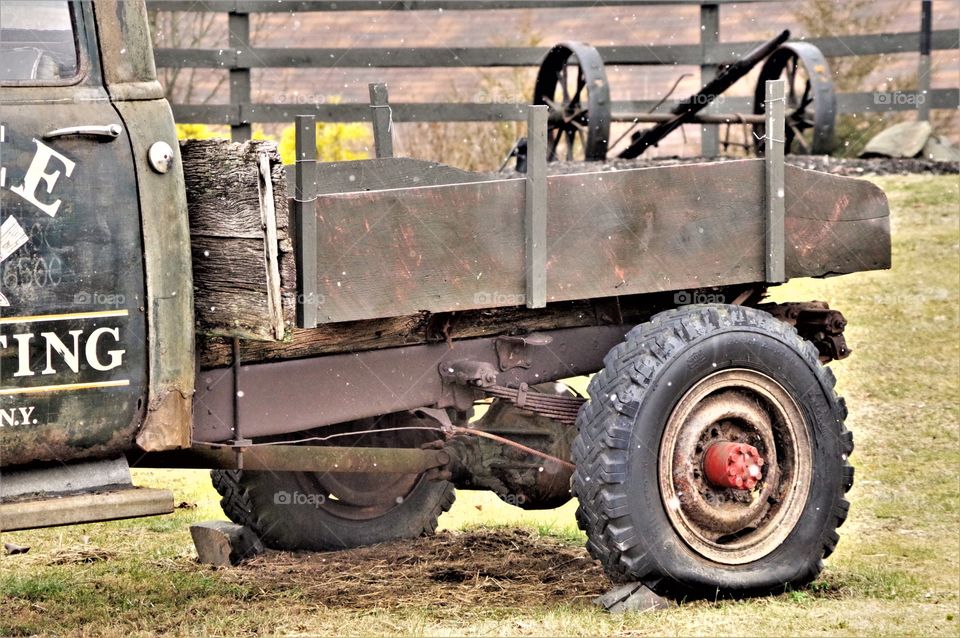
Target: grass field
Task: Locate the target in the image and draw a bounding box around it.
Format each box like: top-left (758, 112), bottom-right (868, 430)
top-left (1, 175), bottom-right (957, 637)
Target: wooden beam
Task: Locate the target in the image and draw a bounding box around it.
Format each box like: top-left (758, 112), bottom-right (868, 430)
top-left (169, 88), bottom-right (960, 126)
top-left (153, 30), bottom-right (958, 70)
top-left (227, 11), bottom-right (252, 141)
top-left (181, 140), bottom-right (296, 341)
top-left (368, 83), bottom-right (394, 159)
top-left (699, 3), bottom-right (720, 157)
top-left (257, 153), bottom-right (286, 339)
top-left (297, 159), bottom-right (888, 325)
top-left (147, 0), bottom-right (774, 13)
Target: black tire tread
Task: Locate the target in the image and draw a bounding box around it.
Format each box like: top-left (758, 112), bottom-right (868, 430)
top-left (571, 304), bottom-right (854, 594)
top-left (211, 469), bottom-right (455, 549)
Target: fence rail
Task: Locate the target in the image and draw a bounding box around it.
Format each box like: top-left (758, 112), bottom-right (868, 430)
top-left (147, 0), bottom-right (959, 154)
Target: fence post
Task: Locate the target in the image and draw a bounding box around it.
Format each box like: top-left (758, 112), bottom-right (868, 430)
top-left (368, 83), bottom-right (394, 158)
top-left (764, 79), bottom-right (785, 284)
top-left (228, 9), bottom-right (252, 141)
top-left (699, 3), bottom-right (720, 157)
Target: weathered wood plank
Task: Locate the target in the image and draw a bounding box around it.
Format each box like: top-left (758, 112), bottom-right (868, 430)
top-left (169, 89), bottom-right (960, 127)
top-left (153, 30), bottom-right (957, 69)
top-left (181, 139), bottom-right (296, 341)
top-left (196, 295), bottom-right (679, 369)
top-left (783, 165), bottom-right (891, 276)
top-left (301, 159), bottom-right (888, 325)
top-left (194, 157), bottom-right (886, 367)
top-left (147, 1), bottom-right (770, 14)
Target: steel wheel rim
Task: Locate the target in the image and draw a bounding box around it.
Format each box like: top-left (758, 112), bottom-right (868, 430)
top-left (658, 369), bottom-right (812, 564)
top-left (753, 43), bottom-right (836, 155)
top-left (533, 41), bottom-right (610, 161)
top-left (309, 471), bottom-right (422, 521)
top-left (299, 416), bottom-right (437, 521)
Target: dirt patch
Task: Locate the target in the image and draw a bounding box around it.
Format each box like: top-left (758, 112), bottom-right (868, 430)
top-left (219, 528), bottom-right (609, 610)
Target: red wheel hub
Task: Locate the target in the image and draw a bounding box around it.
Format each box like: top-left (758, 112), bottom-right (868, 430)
top-left (703, 442), bottom-right (764, 490)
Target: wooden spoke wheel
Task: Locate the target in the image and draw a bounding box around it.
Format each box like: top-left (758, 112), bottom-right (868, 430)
top-left (753, 43), bottom-right (836, 155)
top-left (533, 41), bottom-right (611, 162)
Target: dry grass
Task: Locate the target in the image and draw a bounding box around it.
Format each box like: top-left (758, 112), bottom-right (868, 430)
top-left (221, 528), bottom-right (607, 611)
top-left (0, 175), bottom-right (957, 637)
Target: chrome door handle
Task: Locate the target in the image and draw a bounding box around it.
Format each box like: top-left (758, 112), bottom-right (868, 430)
top-left (43, 124), bottom-right (122, 140)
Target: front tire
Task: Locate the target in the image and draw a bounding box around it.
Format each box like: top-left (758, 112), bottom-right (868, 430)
top-left (572, 304), bottom-right (853, 597)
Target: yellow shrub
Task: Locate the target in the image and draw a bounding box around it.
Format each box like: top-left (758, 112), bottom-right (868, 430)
top-left (277, 121), bottom-right (371, 165)
top-left (176, 112), bottom-right (371, 165)
top-left (175, 123), bottom-right (225, 140)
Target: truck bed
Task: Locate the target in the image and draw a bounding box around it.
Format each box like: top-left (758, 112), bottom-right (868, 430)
top-left (188, 154), bottom-right (889, 369)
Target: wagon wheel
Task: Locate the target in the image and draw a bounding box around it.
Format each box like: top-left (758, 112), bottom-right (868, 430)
top-left (533, 42), bottom-right (610, 162)
top-left (753, 43), bottom-right (836, 155)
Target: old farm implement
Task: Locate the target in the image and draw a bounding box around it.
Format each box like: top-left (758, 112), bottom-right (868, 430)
top-left (530, 29), bottom-right (837, 161)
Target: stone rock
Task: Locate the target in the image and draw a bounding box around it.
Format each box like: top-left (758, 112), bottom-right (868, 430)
top-left (190, 521), bottom-right (264, 567)
top-left (860, 121), bottom-right (932, 158)
top-left (3, 542), bottom-right (30, 555)
top-left (594, 582), bottom-right (674, 613)
top-left (921, 135), bottom-right (960, 162)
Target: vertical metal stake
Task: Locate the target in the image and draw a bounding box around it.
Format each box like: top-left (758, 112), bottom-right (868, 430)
top-left (525, 105), bottom-right (548, 309)
top-left (295, 115), bottom-right (319, 328)
top-left (228, 11), bottom-right (252, 142)
top-left (764, 79), bottom-right (786, 284)
top-left (368, 83), bottom-right (394, 158)
top-left (917, 0), bottom-right (932, 121)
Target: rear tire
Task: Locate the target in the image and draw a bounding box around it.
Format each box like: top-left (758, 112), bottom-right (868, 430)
top-left (212, 413), bottom-right (455, 551)
top-left (572, 304), bottom-right (853, 597)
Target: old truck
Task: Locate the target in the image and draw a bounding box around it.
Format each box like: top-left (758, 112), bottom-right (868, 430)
top-left (0, 1), bottom-right (890, 598)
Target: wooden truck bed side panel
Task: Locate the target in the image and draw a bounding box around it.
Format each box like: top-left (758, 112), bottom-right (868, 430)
top-left (305, 159), bottom-right (889, 325)
top-left (784, 165), bottom-right (891, 276)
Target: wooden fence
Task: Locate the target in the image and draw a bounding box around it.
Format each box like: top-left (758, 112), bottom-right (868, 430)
top-left (147, 0), bottom-right (959, 155)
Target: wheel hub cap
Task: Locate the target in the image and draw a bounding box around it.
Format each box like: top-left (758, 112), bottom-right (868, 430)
top-left (703, 441), bottom-right (765, 490)
top-left (658, 369), bottom-right (812, 564)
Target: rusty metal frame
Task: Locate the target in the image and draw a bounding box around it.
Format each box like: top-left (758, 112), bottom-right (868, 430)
top-left (192, 324), bottom-right (630, 443)
top-left (137, 444), bottom-right (450, 474)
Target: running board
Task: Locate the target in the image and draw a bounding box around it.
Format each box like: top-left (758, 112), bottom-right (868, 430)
top-left (0, 457), bottom-right (174, 532)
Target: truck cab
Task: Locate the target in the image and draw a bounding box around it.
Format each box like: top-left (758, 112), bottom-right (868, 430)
top-left (0, 0), bottom-right (193, 469)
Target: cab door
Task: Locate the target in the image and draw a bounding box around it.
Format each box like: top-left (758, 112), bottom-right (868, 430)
top-left (0, 1), bottom-right (148, 466)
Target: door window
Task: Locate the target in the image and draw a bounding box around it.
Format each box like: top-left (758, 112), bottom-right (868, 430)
top-left (0, 1), bottom-right (78, 82)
